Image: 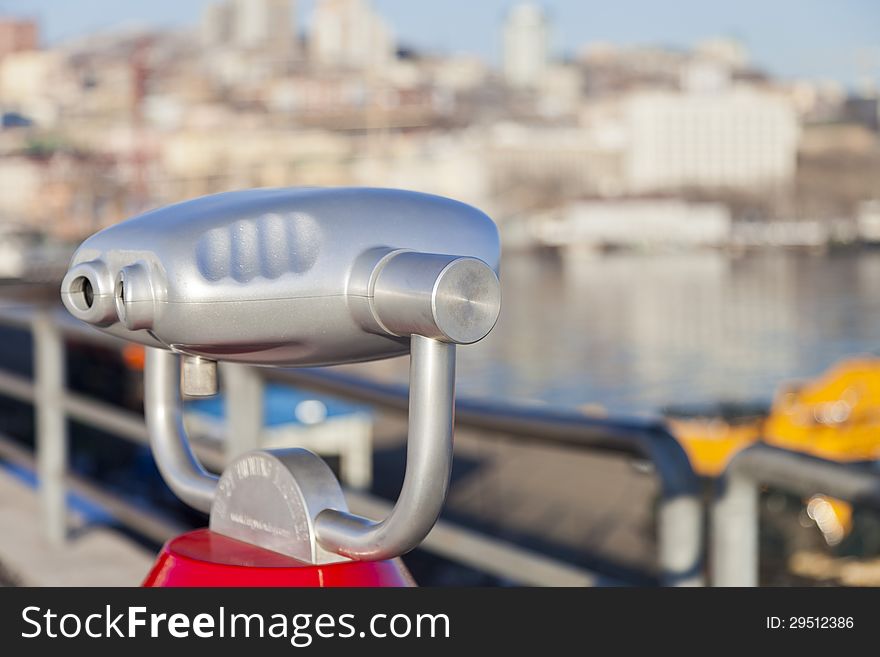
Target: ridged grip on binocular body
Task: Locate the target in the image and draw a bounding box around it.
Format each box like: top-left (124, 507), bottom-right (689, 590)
top-left (60, 188), bottom-right (501, 365)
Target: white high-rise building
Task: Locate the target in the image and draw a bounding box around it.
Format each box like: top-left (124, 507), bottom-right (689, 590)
top-left (232, 0), bottom-right (296, 54)
top-left (309, 0), bottom-right (394, 72)
top-left (201, 0), bottom-right (296, 56)
top-left (615, 88), bottom-right (799, 192)
top-left (502, 2), bottom-right (549, 89)
top-left (200, 1), bottom-right (232, 47)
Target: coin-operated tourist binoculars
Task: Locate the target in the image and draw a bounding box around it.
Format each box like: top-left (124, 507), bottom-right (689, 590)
top-left (61, 188), bottom-right (500, 586)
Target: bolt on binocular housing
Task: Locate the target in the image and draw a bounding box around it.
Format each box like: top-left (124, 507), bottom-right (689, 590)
top-left (61, 187), bottom-right (501, 565)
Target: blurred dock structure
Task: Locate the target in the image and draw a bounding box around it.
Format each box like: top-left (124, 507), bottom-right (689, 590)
top-left (1, 283), bottom-right (880, 586)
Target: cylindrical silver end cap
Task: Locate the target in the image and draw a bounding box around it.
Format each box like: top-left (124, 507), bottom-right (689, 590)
top-left (371, 252), bottom-right (501, 344)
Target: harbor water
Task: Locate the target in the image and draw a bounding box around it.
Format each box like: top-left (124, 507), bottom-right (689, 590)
top-left (446, 248), bottom-right (880, 415)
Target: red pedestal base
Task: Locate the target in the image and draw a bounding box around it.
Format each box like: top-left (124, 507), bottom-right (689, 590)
top-left (143, 529), bottom-right (415, 587)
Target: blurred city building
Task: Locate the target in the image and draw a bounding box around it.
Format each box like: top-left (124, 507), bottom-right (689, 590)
top-left (200, 1), bottom-right (232, 48)
top-left (0, 17), bottom-right (38, 61)
top-left (309, 0), bottom-right (394, 72)
top-left (233, 0), bottom-right (295, 55)
top-left (202, 0), bottom-right (297, 56)
top-left (582, 86), bottom-right (799, 193)
top-left (502, 2), bottom-right (549, 89)
top-left (0, 3), bottom-right (874, 250)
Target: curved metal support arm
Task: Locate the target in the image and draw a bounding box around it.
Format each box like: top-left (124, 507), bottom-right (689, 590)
top-left (315, 335), bottom-right (456, 560)
top-left (143, 337), bottom-right (455, 560)
top-left (144, 347), bottom-right (218, 513)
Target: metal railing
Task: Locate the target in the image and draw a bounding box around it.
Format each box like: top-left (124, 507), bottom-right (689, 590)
top-left (265, 367), bottom-right (705, 586)
top-left (3, 294), bottom-right (879, 586)
top-left (0, 302), bottom-right (614, 585)
top-left (0, 297), bottom-right (704, 586)
top-left (711, 443), bottom-right (880, 586)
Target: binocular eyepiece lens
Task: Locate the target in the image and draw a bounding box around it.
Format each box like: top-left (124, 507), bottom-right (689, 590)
top-left (69, 276), bottom-right (94, 311)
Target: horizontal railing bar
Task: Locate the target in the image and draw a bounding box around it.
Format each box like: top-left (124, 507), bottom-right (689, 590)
top-left (0, 364), bottom-right (150, 447)
top-left (0, 433), bottom-right (188, 546)
top-left (0, 365), bottom-right (223, 468)
top-left (0, 304), bottom-right (39, 330)
top-left (0, 304), bottom-right (127, 348)
top-left (345, 489), bottom-right (601, 586)
top-left (0, 369), bottom-right (36, 403)
top-left (266, 368), bottom-right (664, 455)
top-left (52, 310), bottom-right (129, 348)
top-left (263, 367), bottom-right (703, 507)
top-left (62, 392), bottom-right (149, 445)
top-left (729, 444), bottom-right (880, 507)
top-left (712, 443), bottom-right (880, 586)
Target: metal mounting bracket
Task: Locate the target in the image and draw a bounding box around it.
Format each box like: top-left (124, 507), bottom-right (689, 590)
top-left (144, 333), bottom-right (455, 563)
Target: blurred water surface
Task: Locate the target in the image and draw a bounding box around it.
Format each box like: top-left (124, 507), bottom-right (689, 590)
top-left (443, 248), bottom-right (880, 415)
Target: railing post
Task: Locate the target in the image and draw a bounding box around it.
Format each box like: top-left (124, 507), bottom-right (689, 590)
top-left (221, 362), bottom-right (264, 462)
top-left (657, 494), bottom-right (703, 586)
top-left (341, 420), bottom-right (372, 490)
top-left (711, 473), bottom-right (759, 586)
top-left (32, 309), bottom-right (67, 546)
top-left (641, 429), bottom-right (705, 586)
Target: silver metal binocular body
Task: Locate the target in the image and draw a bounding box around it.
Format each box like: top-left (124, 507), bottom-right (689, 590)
top-left (61, 187), bottom-right (501, 366)
top-left (60, 187), bottom-right (501, 565)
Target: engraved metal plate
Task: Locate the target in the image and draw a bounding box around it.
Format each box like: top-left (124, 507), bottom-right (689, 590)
top-left (209, 449), bottom-right (350, 564)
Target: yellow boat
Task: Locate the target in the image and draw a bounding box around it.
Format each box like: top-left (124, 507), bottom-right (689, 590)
top-left (669, 357), bottom-right (880, 544)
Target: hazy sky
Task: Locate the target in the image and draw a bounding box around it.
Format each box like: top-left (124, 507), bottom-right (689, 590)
top-left (0, 0), bottom-right (877, 87)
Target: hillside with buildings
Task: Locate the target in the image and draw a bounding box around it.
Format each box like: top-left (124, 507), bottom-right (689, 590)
top-left (0, 0), bottom-right (877, 254)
